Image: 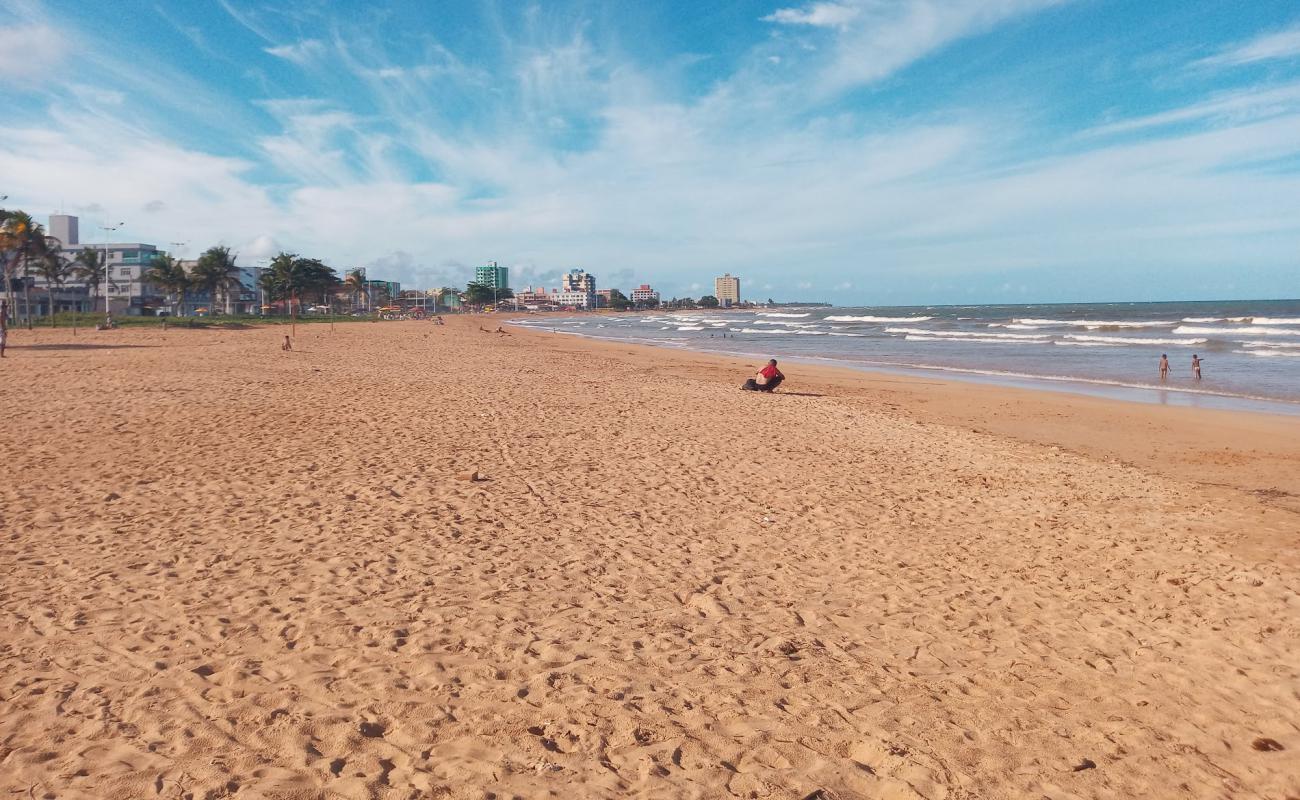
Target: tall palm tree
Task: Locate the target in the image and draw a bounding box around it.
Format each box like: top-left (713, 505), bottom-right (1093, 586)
top-left (34, 251), bottom-right (72, 326)
top-left (144, 253), bottom-right (190, 317)
top-left (72, 247), bottom-right (107, 312)
top-left (1, 211), bottom-right (61, 323)
top-left (259, 252), bottom-right (297, 315)
top-left (259, 252), bottom-right (341, 314)
top-left (190, 246), bottom-right (242, 315)
top-left (344, 268), bottom-right (368, 313)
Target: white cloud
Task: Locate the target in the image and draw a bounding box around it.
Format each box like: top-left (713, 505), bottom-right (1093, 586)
top-left (68, 83), bottom-right (125, 106)
top-left (763, 3), bottom-right (860, 29)
top-left (1198, 22), bottom-right (1300, 67)
top-left (239, 234), bottom-right (281, 260)
top-left (3, 1), bottom-right (1299, 302)
top-left (1085, 82), bottom-right (1300, 137)
top-left (812, 0), bottom-right (1065, 96)
top-left (0, 23), bottom-right (67, 80)
top-left (265, 40), bottom-right (327, 66)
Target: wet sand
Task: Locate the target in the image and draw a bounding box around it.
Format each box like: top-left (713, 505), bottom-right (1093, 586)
top-left (1, 318), bottom-right (1296, 799)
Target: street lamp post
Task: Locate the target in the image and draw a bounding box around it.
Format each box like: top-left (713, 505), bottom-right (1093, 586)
top-left (100, 221), bottom-right (123, 325)
top-left (169, 242), bottom-right (186, 316)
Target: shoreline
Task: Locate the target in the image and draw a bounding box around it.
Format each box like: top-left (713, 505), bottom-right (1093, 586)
top-left (509, 318), bottom-right (1300, 524)
top-left (514, 318), bottom-right (1300, 415)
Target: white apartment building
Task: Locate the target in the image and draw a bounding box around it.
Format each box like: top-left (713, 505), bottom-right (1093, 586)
top-left (560, 269), bottom-right (596, 309)
top-left (31, 214), bottom-right (166, 315)
top-left (551, 289), bottom-right (595, 309)
top-left (631, 284), bottom-right (660, 307)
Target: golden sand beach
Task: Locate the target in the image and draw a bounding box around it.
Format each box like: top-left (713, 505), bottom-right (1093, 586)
top-left (1, 318), bottom-right (1297, 799)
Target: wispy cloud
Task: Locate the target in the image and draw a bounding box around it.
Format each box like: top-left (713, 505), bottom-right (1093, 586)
top-left (1085, 82), bottom-right (1300, 137)
top-left (216, 0), bottom-right (277, 43)
top-left (2, 0), bottom-right (1299, 301)
top-left (763, 2), bottom-right (859, 29)
top-left (0, 23), bottom-right (66, 80)
top-left (1198, 21), bottom-right (1300, 67)
top-left (807, 0), bottom-right (1067, 96)
top-left (265, 39), bottom-right (327, 65)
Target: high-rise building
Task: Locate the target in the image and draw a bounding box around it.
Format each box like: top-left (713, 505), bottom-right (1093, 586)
top-left (562, 269), bottom-right (595, 294)
top-left (561, 269), bottom-right (596, 309)
top-left (631, 284), bottom-right (660, 307)
top-left (49, 214), bottom-right (79, 246)
top-left (715, 273), bottom-right (741, 307)
top-left (475, 261), bottom-right (509, 292)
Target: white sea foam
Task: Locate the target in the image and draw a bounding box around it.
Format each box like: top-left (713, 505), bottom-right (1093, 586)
top-left (827, 332), bottom-right (868, 337)
top-left (1053, 341), bottom-right (1123, 347)
top-left (989, 323), bottom-right (1043, 330)
top-left (887, 327), bottom-right (1048, 340)
top-left (1181, 316), bottom-right (1252, 323)
top-left (1064, 334), bottom-right (1207, 346)
top-left (826, 315), bottom-right (933, 323)
top-left (758, 312), bottom-right (811, 318)
top-left (1015, 318), bottom-right (1175, 328)
top-left (1252, 317), bottom-right (1300, 325)
top-left (739, 327), bottom-right (796, 334)
top-left (1235, 349), bottom-right (1300, 357)
top-left (1173, 325), bottom-right (1300, 336)
top-left (795, 330), bottom-right (828, 335)
top-left (752, 320), bottom-right (818, 327)
top-left (676, 326), bottom-right (704, 331)
top-left (1243, 340), bottom-right (1300, 348)
top-left (905, 335), bottom-right (1039, 345)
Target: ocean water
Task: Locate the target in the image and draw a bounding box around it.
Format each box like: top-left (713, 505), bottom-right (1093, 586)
top-left (510, 300), bottom-right (1300, 414)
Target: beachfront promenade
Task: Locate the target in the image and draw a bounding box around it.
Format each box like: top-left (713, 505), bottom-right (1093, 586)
top-left (1, 319), bottom-right (1296, 799)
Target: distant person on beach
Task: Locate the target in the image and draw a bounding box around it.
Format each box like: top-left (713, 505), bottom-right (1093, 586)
top-left (0, 300), bottom-right (8, 358)
top-left (741, 359), bottom-right (784, 392)
top-left (1159, 354), bottom-right (1169, 380)
top-left (1192, 354), bottom-right (1202, 380)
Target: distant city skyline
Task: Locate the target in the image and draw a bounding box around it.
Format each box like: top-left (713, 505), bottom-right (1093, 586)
top-left (2, 1), bottom-right (1299, 304)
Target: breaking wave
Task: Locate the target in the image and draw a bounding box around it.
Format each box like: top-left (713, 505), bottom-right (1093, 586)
top-left (1015, 318), bottom-right (1176, 328)
top-left (1063, 334), bottom-right (1207, 346)
top-left (826, 315), bottom-right (933, 323)
top-left (887, 327), bottom-right (1048, 340)
top-left (1172, 325), bottom-right (1300, 336)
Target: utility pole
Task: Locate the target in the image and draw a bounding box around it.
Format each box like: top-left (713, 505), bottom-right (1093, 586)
top-left (100, 221), bottom-right (124, 325)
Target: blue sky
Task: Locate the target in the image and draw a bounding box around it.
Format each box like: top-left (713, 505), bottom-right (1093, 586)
top-left (2, 0), bottom-right (1299, 303)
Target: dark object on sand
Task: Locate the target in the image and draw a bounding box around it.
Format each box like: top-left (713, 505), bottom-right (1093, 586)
top-left (742, 376), bottom-right (783, 392)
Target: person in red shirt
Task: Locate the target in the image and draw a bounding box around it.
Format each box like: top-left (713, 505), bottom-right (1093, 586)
top-left (742, 359), bottom-right (784, 392)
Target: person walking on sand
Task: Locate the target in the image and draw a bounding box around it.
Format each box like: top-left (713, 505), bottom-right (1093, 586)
top-left (1192, 353), bottom-right (1202, 380)
top-left (1159, 354), bottom-right (1169, 380)
top-left (0, 300), bottom-right (8, 358)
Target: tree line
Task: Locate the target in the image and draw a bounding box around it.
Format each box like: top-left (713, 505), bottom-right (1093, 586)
top-left (1, 207), bottom-right (378, 321)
